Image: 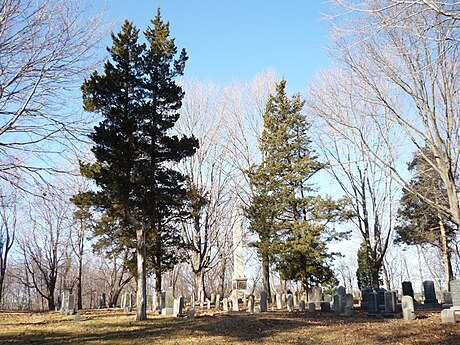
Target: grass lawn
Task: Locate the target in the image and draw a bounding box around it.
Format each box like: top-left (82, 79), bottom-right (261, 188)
top-left (0, 308), bottom-right (459, 344)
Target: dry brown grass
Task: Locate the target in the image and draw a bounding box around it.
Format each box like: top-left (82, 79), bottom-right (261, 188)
top-left (0, 308), bottom-right (459, 344)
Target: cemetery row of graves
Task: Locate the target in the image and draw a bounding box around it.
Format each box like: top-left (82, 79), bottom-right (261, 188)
top-left (57, 279), bottom-right (460, 324)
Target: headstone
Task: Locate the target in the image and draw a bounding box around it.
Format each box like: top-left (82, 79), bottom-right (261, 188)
top-left (309, 302), bottom-right (315, 313)
top-left (441, 309), bottom-right (456, 323)
top-left (443, 292), bottom-right (453, 308)
top-left (248, 295), bottom-right (255, 314)
top-left (187, 308), bottom-right (195, 319)
top-left (74, 310), bottom-right (81, 322)
top-left (146, 294), bottom-right (153, 311)
top-left (333, 294), bottom-right (342, 313)
top-left (299, 300), bottom-right (306, 312)
top-left (207, 299), bottom-right (211, 310)
top-left (401, 295), bottom-right (415, 321)
top-left (345, 293), bottom-right (354, 309)
top-left (287, 294), bottom-right (294, 312)
top-left (215, 294), bottom-right (221, 310)
top-left (320, 301), bottom-right (331, 312)
top-left (293, 294), bottom-right (298, 308)
top-left (260, 291), bottom-right (268, 312)
top-left (384, 291), bottom-right (397, 314)
top-left (60, 288), bottom-right (75, 315)
top-left (450, 280), bottom-right (460, 307)
top-left (162, 287), bottom-right (174, 315)
top-left (281, 293), bottom-right (287, 306)
top-left (173, 298), bottom-right (180, 317)
top-left (276, 293), bottom-right (282, 310)
top-left (199, 290), bottom-right (205, 304)
top-left (360, 287), bottom-right (372, 310)
top-left (223, 298), bottom-right (229, 312)
top-left (232, 291), bottom-right (239, 312)
top-left (402, 281), bottom-right (415, 299)
top-left (210, 293), bottom-right (215, 305)
top-left (423, 280), bottom-right (438, 304)
top-left (242, 294), bottom-right (247, 309)
top-left (345, 306), bottom-right (353, 316)
top-left (367, 292), bottom-right (379, 316)
top-left (311, 286), bottom-right (322, 302)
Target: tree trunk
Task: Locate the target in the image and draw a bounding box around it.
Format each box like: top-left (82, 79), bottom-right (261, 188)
top-left (439, 217), bottom-right (454, 290)
top-left (219, 256), bottom-right (227, 297)
top-left (77, 246), bottom-right (83, 309)
top-left (155, 266), bottom-right (162, 294)
top-left (135, 228), bottom-right (147, 321)
top-left (194, 270), bottom-right (205, 300)
top-left (261, 252), bottom-right (271, 298)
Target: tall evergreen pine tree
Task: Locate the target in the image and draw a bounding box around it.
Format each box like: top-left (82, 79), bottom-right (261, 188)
top-left (246, 80), bottom-right (348, 294)
top-left (79, 11), bottom-right (197, 320)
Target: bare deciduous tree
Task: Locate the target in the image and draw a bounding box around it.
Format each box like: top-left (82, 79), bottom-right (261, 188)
top-left (0, 0), bottom-right (106, 186)
top-left (327, 0), bottom-right (460, 233)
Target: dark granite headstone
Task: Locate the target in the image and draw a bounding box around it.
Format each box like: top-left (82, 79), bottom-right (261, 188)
top-left (320, 301), bottom-right (331, 312)
top-left (423, 281), bottom-right (437, 303)
top-left (361, 287), bottom-right (372, 310)
top-left (368, 292), bottom-right (379, 316)
top-left (402, 281), bottom-right (414, 299)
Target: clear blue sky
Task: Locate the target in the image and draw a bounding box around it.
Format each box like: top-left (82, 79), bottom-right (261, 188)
top-left (95, 1), bottom-right (331, 93)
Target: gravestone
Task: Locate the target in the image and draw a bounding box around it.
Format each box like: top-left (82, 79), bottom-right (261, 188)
top-left (146, 294), bottom-right (153, 311)
top-left (309, 302), bottom-right (315, 313)
top-left (384, 291), bottom-right (398, 316)
top-left (367, 292), bottom-right (379, 316)
top-left (402, 281), bottom-right (415, 299)
top-left (152, 291), bottom-right (158, 311)
top-left (215, 294), bottom-right (221, 310)
top-left (443, 292), bottom-right (453, 308)
top-left (287, 294), bottom-right (294, 312)
top-left (223, 297), bottom-right (229, 312)
top-left (360, 287), bottom-right (372, 310)
top-left (320, 301), bottom-right (331, 312)
top-left (74, 310), bottom-right (81, 322)
top-left (311, 286), bottom-right (322, 302)
top-left (345, 293), bottom-right (354, 309)
top-left (248, 295), bottom-right (255, 314)
top-left (333, 294), bottom-right (342, 313)
top-left (260, 291), bottom-right (268, 312)
top-left (293, 294), bottom-right (298, 308)
top-left (162, 287), bottom-right (174, 315)
top-left (402, 295), bottom-right (415, 321)
top-left (232, 291), bottom-right (239, 311)
top-left (207, 299), bottom-right (211, 309)
top-left (60, 288), bottom-right (75, 315)
top-left (199, 290), bottom-right (205, 304)
top-left (210, 293), bottom-right (215, 305)
top-left (299, 300), bottom-right (306, 312)
top-left (187, 308), bottom-right (195, 319)
top-left (422, 280), bottom-right (441, 308)
top-left (441, 309), bottom-right (456, 323)
top-left (324, 294), bottom-right (332, 303)
top-left (276, 293), bottom-right (282, 310)
top-left (450, 280), bottom-right (460, 309)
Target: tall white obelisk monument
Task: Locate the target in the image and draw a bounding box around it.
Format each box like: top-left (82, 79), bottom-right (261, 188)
top-left (231, 206), bottom-right (247, 298)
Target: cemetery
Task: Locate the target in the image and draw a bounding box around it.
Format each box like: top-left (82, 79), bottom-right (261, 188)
top-left (3, 1), bottom-right (460, 344)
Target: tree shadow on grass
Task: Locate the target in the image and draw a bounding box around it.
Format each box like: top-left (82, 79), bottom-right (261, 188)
top-left (2, 310), bottom-right (460, 344)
